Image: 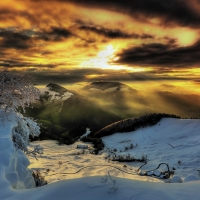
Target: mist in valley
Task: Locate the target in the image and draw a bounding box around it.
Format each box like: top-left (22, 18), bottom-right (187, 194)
top-left (63, 81), bottom-right (200, 119)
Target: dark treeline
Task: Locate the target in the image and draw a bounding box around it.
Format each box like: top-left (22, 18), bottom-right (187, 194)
top-left (81, 113), bottom-right (180, 154)
top-left (93, 113), bottom-right (180, 138)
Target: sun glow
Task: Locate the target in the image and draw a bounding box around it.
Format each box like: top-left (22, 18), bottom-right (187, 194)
top-left (81, 45), bottom-right (115, 68)
top-left (81, 45), bottom-right (144, 71)
top-left (174, 28), bottom-right (199, 46)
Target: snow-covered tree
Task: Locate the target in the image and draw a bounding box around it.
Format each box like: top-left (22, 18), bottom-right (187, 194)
top-left (0, 68), bottom-right (40, 152)
top-left (0, 68), bottom-right (40, 115)
top-left (12, 114), bottom-right (41, 152)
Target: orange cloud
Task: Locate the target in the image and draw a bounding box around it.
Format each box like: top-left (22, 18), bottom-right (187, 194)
top-left (0, 0), bottom-right (199, 88)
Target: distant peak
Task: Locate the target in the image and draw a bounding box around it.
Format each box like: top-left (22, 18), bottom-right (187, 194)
top-left (83, 81), bottom-right (135, 92)
top-left (46, 83), bottom-right (69, 95)
top-left (46, 83), bottom-right (62, 88)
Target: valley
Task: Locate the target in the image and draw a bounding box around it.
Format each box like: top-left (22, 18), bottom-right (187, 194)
top-left (25, 81), bottom-right (200, 146)
top-left (29, 118), bottom-right (200, 185)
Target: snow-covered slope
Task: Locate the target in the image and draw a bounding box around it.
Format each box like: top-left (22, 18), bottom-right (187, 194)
top-left (28, 118), bottom-right (200, 183)
top-left (0, 120), bottom-right (36, 199)
top-left (102, 118), bottom-right (200, 181)
top-left (40, 88), bottom-right (73, 101)
top-left (1, 118), bottom-right (200, 200)
top-left (6, 176), bottom-right (200, 200)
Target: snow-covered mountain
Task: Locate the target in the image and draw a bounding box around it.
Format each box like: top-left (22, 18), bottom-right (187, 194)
top-left (39, 83), bottom-right (73, 101)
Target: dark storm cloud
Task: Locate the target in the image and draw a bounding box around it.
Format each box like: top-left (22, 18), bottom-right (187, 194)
top-left (49, 27), bottom-right (72, 37)
top-left (79, 25), bottom-right (154, 39)
top-left (163, 37), bottom-right (177, 45)
top-left (24, 68), bottom-right (190, 85)
top-left (0, 59), bottom-right (58, 68)
top-left (111, 71), bottom-right (188, 81)
top-left (115, 40), bottom-right (200, 67)
top-left (193, 79), bottom-right (200, 84)
top-left (25, 70), bottom-right (88, 84)
top-left (40, 27), bottom-right (73, 41)
top-left (0, 27), bottom-right (73, 50)
top-left (66, 0), bottom-right (200, 27)
top-left (0, 29), bottom-right (32, 49)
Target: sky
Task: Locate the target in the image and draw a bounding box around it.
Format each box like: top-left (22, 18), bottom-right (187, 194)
top-left (0, 0), bottom-right (200, 88)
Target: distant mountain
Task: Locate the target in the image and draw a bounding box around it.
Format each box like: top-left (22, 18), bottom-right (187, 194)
top-left (83, 81), bottom-right (136, 92)
top-left (39, 83), bottom-right (73, 101)
top-left (26, 83), bottom-right (122, 144)
top-left (26, 82), bottom-right (200, 146)
top-left (82, 81), bottom-right (142, 118)
top-left (47, 83), bottom-right (69, 94)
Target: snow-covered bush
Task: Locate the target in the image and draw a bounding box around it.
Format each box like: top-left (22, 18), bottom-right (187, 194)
top-left (32, 169), bottom-right (47, 187)
top-left (12, 114), bottom-right (40, 152)
top-left (110, 153), bottom-right (147, 163)
top-left (0, 68), bottom-right (40, 152)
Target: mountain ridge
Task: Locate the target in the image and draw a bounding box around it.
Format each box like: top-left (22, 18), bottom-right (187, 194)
top-left (26, 83), bottom-right (122, 144)
top-left (83, 81), bottom-right (136, 92)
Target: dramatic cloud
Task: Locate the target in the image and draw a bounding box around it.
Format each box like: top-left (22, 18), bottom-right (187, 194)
top-left (115, 40), bottom-right (200, 67)
top-left (79, 25), bottom-right (154, 39)
top-left (22, 67), bottom-right (191, 85)
top-left (0, 29), bottom-right (32, 49)
top-left (34, 27), bottom-right (77, 44)
top-left (66, 0), bottom-right (200, 27)
top-left (44, 27), bottom-right (73, 41)
top-left (0, 27), bottom-right (73, 46)
top-left (0, 60), bottom-right (58, 68)
top-left (0, 0), bottom-right (200, 88)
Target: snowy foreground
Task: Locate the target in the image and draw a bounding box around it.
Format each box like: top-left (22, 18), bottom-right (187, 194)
top-left (1, 118), bottom-right (200, 199)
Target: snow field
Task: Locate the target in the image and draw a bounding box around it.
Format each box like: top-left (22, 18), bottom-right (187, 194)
top-left (28, 118), bottom-right (200, 185)
top-left (28, 140), bottom-right (155, 184)
top-left (102, 118), bottom-right (200, 181)
top-left (1, 118), bottom-right (200, 200)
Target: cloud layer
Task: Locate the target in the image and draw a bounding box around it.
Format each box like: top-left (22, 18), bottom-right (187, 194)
top-left (115, 40), bottom-right (200, 67)
top-left (0, 0), bottom-right (200, 86)
top-left (67, 0), bottom-right (200, 27)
